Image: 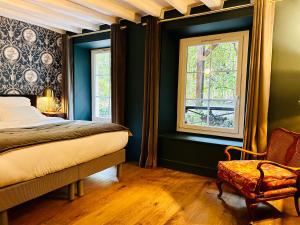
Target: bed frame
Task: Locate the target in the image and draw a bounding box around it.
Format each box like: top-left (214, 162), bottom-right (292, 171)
top-left (0, 95), bottom-right (126, 225)
top-left (0, 150), bottom-right (125, 225)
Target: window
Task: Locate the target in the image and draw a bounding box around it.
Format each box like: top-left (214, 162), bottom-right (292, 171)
top-left (91, 48), bottom-right (111, 122)
top-left (177, 31), bottom-right (249, 138)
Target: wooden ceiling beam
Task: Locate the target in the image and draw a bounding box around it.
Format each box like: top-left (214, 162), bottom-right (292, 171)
top-left (71, 0), bottom-right (141, 23)
top-left (28, 0), bottom-right (116, 25)
top-left (200, 0), bottom-right (224, 10)
top-left (123, 0), bottom-right (162, 18)
top-left (0, 4), bottom-right (79, 33)
top-left (164, 0), bottom-right (191, 14)
top-left (0, 0), bottom-right (97, 31)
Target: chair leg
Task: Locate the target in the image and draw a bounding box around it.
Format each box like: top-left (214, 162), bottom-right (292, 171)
top-left (216, 179), bottom-right (223, 198)
top-left (245, 199), bottom-right (257, 222)
top-left (294, 194), bottom-right (300, 216)
top-left (0, 211), bottom-right (8, 225)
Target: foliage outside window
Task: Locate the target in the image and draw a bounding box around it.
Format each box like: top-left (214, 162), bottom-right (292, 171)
top-left (177, 31), bottom-right (249, 138)
top-left (91, 48), bottom-right (111, 122)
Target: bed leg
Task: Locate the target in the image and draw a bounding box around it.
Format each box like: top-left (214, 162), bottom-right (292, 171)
top-left (68, 182), bottom-right (75, 201)
top-left (77, 180), bottom-right (84, 197)
top-left (0, 211), bottom-right (8, 225)
top-left (117, 163), bottom-right (123, 181)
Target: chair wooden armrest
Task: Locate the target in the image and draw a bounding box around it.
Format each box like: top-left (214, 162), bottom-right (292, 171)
top-left (224, 146), bottom-right (267, 161)
top-left (255, 161), bottom-right (300, 194)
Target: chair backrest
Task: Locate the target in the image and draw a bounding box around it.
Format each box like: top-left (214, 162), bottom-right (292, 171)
top-left (266, 128), bottom-right (300, 167)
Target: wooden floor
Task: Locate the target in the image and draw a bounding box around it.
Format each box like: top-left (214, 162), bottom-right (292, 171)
top-left (9, 163), bottom-right (299, 225)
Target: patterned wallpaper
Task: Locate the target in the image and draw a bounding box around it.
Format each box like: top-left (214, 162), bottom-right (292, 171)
top-left (0, 16), bottom-right (63, 99)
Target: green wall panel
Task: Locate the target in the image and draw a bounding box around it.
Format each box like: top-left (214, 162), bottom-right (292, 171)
top-left (269, 1), bottom-right (300, 132)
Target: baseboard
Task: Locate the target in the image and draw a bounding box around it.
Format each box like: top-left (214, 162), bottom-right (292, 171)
top-left (158, 158), bottom-right (217, 178)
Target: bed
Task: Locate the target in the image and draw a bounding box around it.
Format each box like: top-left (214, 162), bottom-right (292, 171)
top-left (0, 95), bottom-right (129, 225)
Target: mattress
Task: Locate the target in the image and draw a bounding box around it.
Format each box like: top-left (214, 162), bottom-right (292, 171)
top-left (0, 118), bottom-right (128, 188)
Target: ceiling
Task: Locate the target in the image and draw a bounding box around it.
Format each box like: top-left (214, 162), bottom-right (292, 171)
top-left (0, 0), bottom-right (225, 34)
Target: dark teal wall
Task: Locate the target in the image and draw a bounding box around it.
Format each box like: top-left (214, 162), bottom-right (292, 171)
top-left (124, 21), bottom-right (146, 161)
top-left (72, 24), bottom-right (145, 162)
top-left (73, 32), bottom-right (110, 121)
top-left (158, 7), bottom-right (253, 177)
top-left (158, 135), bottom-right (243, 177)
top-left (73, 47), bottom-right (91, 120)
top-left (122, 3), bottom-right (254, 176)
top-left (70, 1), bottom-right (254, 177)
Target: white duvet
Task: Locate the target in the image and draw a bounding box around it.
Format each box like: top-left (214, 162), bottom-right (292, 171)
top-left (0, 118), bottom-right (128, 188)
top-left (0, 117), bottom-right (66, 129)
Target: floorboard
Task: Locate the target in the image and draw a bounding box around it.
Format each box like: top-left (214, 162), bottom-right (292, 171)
top-left (9, 163), bottom-right (300, 225)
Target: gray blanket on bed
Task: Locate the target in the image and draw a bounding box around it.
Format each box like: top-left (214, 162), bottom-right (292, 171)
top-left (0, 121), bottom-right (129, 153)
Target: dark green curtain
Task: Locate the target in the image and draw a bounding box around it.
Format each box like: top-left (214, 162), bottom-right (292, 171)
top-left (139, 17), bottom-right (161, 168)
top-left (111, 24), bottom-right (127, 125)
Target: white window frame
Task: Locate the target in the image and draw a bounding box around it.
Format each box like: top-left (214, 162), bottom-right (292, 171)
top-left (91, 48), bottom-right (111, 122)
top-left (177, 31), bottom-right (249, 138)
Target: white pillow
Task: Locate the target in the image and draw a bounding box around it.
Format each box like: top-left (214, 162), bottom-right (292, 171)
top-left (0, 106), bottom-right (45, 122)
top-left (0, 97), bottom-right (31, 107)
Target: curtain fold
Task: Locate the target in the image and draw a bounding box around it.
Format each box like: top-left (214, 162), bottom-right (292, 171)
top-left (139, 17), bottom-right (161, 168)
top-left (62, 34), bottom-right (74, 120)
top-left (111, 24), bottom-right (127, 125)
top-left (243, 0), bottom-right (275, 153)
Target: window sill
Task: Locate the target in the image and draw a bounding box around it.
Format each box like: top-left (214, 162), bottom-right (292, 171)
top-left (159, 132), bottom-right (243, 147)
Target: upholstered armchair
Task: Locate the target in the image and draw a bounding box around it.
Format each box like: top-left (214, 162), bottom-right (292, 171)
top-left (217, 128), bottom-right (300, 221)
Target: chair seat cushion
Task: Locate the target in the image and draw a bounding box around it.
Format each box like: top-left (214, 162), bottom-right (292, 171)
top-left (218, 160), bottom-right (297, 198)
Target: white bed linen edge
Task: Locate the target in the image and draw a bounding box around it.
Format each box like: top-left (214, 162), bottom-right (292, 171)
top-left (0, 117), bottom-right (65, 130)
top-left (0, 119), bottom-right (128, 188)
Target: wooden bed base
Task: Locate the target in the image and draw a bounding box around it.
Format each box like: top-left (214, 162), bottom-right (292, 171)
top-left (0, 149), bottom-right (125, 225)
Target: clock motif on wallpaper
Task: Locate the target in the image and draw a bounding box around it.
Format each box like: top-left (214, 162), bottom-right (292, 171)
top-left (23, 28), bottom-right (37, 43)
top-left (0, 16), bottom-right (62, 100)
top-left (57, 37), bottom-right (62, 47)
top-left (57, 73), bottom-right (62, 83)
top-left (24, 69), bottom-right (38, 83)
top-left (5, 89), bottom-right (21, 95)
top-left (3, 46), bottom-right (20, 62)
top-left (41, 52), bottom-right (53, 65)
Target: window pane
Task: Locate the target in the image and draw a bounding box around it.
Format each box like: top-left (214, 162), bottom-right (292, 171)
top-left (211, 42), bottom-right (238, 72)
top-left (98, 96), bottom-right (111, 119)
top-left (95, 97), bottom-right (100, 118)
top-left (92, 49), bottom-right (111, 122)
top-left (95, 51), bottom-right (110, 75)
top-left (187, 46), bottom-right (197, 73)
top-left (185, 73), bottom-right (197, 99)
top-left (185, 100), bottom-right (209, 126)
top-left (184, 41), bottom-right (239, 130)
top-left (209, 72), bottom-right (237, 99)
top-left (208, 100), bottom-right (235, 128)
top-left (96, 75), bottom-right (111, 97)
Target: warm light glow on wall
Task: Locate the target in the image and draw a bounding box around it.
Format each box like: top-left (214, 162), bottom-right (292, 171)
top-left (37, 96), bottom-right (58, 112)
